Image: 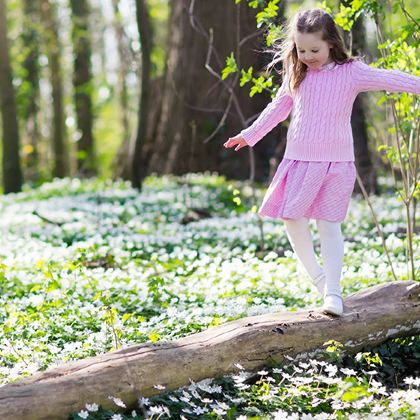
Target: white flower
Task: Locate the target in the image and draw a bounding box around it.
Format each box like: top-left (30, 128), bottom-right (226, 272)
top-left (273, 410), bottom-right (297, 419)
top-left (85, 403), bottom-right (98, 412)
top-left (181, 390), bottom-right (191, 399)
top-left (325, 364), bottom-right (337, 376)
top-left (148, 405), bottom-right (164, 415)
top-left (182, 408), bottom-right (193, 414)
top-left (299, 362), bottom-right (311, 369)
top-left (371, 404), bottom-right (384, 413)
top-left (340, 367), bottom-right (357, 376)
top-left (190, 389), bottom-right (200, 399)
top-left (370, 378), bottom-right (382, 388)
top-left (108, 396), bottom-right (126, 408)
top-left (364, 369), bottom-right (378, 376)
top-left (216, 401), bottom-right (230, 410)
top-left (212, 407), bottom-right (226, 416)
top-left (233, 371), bottom-right (251, 383)
top-left (193, 406), bottom-right (207, 415)
top-left (78, 410), bottom-right (89, 419)
top-left (131, 410), bottom-right (137, 417)
top-left (153, 383), bottom-right (166, 390)
top-left (111, 415), bottom-right (123, 420)
top-left (370, 385), bottom-right (388, 396)
top-left (404, 376), bottom-right (416, 386)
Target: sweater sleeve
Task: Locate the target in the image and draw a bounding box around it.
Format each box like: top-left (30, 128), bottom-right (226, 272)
top-left (351, 60), bottom-right (420, 95)
top-left (240, 76), bottom-right (293, 147)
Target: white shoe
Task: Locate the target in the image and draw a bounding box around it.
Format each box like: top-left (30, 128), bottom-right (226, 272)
top-left (312, 272), bottom-right (326, 295)
top-left (321, 294), bottom-right (343, 316)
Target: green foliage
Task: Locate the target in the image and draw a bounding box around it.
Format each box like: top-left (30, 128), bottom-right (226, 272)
top-left (221, 0), bottom-right (284, 97)
top-left (254, 0), bottom-right (281, 28)
top-left (249, 75), bottom-right (273, 97)
top-left (334, 1), bottom-right (365, 31)
top-left (222, 52), bottom-right (239, 80)
top-left (240, 66), bottom-right (253, 86)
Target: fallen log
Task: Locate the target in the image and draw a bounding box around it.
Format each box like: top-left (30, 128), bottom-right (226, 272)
top-left (0, 281), bottom-right (419, 420)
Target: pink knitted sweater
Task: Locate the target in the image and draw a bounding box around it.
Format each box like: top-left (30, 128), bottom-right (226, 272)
top-left (240, 59), bottom-right (420, 161)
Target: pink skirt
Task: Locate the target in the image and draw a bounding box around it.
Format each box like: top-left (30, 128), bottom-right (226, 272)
top-left (258, 159), bottom-right (357, 223)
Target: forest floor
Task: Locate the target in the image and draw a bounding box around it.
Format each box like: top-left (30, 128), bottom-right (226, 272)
top-left (0, 174), bottom-right (418, 419)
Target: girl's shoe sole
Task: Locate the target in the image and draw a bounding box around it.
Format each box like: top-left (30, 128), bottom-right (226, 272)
top-left (321, 307), bottom-right (343, 316)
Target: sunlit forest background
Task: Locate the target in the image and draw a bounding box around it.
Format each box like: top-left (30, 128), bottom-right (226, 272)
top-left (0, 0), bottom-right (418, 193)
top-left (0, 0), bottom-right (419, 419)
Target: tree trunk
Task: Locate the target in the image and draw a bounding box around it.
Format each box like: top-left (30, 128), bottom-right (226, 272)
top-left (131, 0), bottom-right (153, 189)
top-left (262, 1), bottom-right (288, 182)
top-left (0, 0), bottom-right (23, 193)
top-left (146, 0), bottom-right (268, 180)
top-left (22, 0), bottom-right (41, 180)
top-left (70, 0), bottom-right (96, 176)
top-left (40, 0), bottom-right (68, 178)
top-left (0, 281), bottom-right (418, 420)
top-left (111, 0), bottom-right (132, 180)
top-left (342, 2), bottom-right (378, 194)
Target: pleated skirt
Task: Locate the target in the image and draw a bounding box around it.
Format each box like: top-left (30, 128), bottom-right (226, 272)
top-left (258, 158), bottom-right (357, 223)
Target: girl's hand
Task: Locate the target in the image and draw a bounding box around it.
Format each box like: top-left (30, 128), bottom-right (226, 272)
top-left (223, 135), bottom-right (248, 151)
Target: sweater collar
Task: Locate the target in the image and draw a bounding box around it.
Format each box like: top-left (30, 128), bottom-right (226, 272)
top-left (308, 61), bottom-right (337, 72)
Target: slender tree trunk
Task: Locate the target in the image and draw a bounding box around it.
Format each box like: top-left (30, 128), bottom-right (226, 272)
top-left (342, 2), bottom-right (378, 194)
top-left (0, 281), bottom-right (418, 420)
top-left (112, 0), bottom-right (134, 180)
top-left (40, 0), bottom-right (68, 178)
top-left (22, 0), bottom-right (41, 180)
top-left (0, 0), bottom-right (23, 193)
top-left (265, 1), bottom-right (288, 181)
top-left (131, 0), bottom-right (153, 189)
top-left (70, 0), bottom-right (95, 176)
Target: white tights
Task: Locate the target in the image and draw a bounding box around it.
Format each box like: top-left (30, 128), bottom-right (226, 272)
top-left (284, 217), bottom-right (343, 297)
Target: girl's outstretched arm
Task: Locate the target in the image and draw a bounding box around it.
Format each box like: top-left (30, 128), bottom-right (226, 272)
top-left (351, 60), bottom-right (420, 95)
top-left (239, 75), bottom-right (294, 147)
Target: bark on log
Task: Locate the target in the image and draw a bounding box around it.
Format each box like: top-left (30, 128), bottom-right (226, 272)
top-left (0, 281), bottom-right (419, 420)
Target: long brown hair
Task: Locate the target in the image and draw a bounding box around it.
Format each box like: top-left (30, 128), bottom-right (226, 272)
top-left (263, 8), bottom-right (361, 94)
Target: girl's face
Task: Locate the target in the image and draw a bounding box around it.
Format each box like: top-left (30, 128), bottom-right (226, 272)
top-left (295, 31), bottom-right (332, 69)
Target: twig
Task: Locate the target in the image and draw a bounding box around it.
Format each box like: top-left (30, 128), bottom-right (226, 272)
top-left (355, 170), bottom-right (398, 282)
top-left (32, 210), bottom-right (65, 227)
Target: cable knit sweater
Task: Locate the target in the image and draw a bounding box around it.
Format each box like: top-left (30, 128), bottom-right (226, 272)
top-left (239, 59), bottom-right (420, 161)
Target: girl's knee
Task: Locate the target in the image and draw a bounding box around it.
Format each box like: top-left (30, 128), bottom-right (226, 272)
top-left (284, 217), bottom-right (309, 228)
top-left (316, 219), bottom-right (342, 237)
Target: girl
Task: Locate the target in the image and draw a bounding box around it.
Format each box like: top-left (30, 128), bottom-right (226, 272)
top-left (223, 8), bottom-right (420, 316)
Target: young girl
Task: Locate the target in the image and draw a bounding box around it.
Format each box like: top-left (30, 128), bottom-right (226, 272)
top-left (223, 8), bottom-right (420, 316)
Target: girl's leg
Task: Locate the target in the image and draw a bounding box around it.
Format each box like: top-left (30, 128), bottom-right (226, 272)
top-left (284, 217), bottom-right (325, 287)
top-left (316, 219), bottom-right (344, 297)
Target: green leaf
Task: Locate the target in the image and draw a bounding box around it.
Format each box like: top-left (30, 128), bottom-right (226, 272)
top-left (221, 52), bottom-right (239, 80)
top-left (148, 331), bottom-right (161, 342)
